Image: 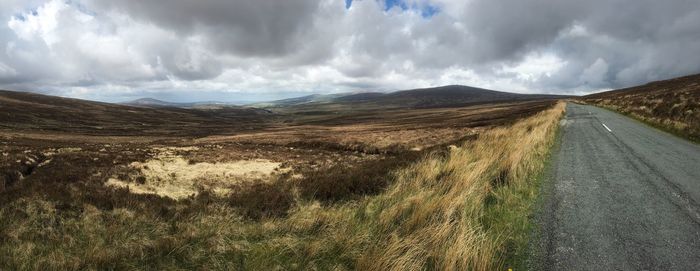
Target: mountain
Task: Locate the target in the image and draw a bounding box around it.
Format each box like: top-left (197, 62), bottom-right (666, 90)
top-left (256, 85), bottom-right (566, 109)
top-left (345, 85), bottom-right (563, 107)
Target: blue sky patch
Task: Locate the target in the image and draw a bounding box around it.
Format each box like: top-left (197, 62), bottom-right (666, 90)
top-left (345, 0), bottom-right (439, 18)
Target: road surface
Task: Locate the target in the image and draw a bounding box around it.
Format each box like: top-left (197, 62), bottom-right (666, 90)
top-left (532, 103), bottom-right (700, 270)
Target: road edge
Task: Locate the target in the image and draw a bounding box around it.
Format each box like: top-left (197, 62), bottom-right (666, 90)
top-left (584, 102), bottom-right (699, 144)
top-left (524, 107), bottom-right (566, 270)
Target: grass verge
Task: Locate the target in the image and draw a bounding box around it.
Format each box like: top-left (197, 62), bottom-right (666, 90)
top-left (591, 103), bottom-right (699, 143)
top-left (352, 101), bottom-right (566, 270)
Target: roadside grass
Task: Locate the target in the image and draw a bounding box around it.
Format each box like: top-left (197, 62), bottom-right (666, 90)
top-left (0, 102), bottom-right (565, 270)
top-left (580, 74), bottom-right (699, 143)
top-left (353, 102), bottom-right (565, 270)
top-left (587, 102), bottom-right (699, 143)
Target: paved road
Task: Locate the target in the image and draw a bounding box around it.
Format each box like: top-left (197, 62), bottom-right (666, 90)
top-left (533, 103), bottom-right (700, 270)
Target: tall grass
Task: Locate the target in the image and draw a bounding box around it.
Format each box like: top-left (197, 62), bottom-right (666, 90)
top-left (0, 102), bottom-right (565, 270)
top-left (352, 101), bottom-right (565, 270)
top-left (587, 101), bottom-right (699, 143)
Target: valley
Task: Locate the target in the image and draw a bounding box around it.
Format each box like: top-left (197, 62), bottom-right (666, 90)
top-left (0, 86), bottom-right (562, 269)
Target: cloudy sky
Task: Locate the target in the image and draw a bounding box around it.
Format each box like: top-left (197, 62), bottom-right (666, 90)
top-left (0, 0), bottom-right (699, 103)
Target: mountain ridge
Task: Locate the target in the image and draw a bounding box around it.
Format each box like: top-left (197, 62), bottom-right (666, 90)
top-left (254, 84), bottom-right (567, 108)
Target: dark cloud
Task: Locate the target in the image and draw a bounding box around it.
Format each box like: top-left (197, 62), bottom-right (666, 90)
top-left (528, 0), bottom-right (700, 92)
top-left (0, 0), bottom-right (699, 101)
top-left (85, 0), bottom-right (322, 57)
top-left (459, 0), bottom-right (587, 63)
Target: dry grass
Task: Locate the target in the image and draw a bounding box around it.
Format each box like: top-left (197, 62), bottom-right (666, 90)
top-left (106, 155), bottom-right (287, 199)
top-left (351, 102), bottom-right (566, 270)
top-left (0, 102), bottom-right (565, 270)
top-left (296, 152), bottom-right (422, 202)
top-left (584, 74), bottom-right (700, 141)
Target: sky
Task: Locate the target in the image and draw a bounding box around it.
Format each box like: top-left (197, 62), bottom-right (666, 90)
top-left (0, 0), bottom-right (699, 103)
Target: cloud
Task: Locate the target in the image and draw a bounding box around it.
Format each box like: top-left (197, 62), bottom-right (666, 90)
top-left (85, 1), bottom-right (323, 56)
top-left (0, 0), bottom-right (698, 101)
top-left (0, 61), bottom-right (17, 79)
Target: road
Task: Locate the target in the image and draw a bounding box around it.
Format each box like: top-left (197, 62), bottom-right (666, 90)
top-left (532, 103), bottom-right (700, 270)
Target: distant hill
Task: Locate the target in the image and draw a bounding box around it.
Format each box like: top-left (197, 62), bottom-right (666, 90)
top-left (249, 93), bottom-right (346, 107)
top-left (255, 85), bottom-right (566, 109)
top-left (122, 98), bottom-right (244, 110)
top-left (344, 85), bottom-right (563, 107)
top-left (0, 90), bottom-right (272, 135)
top-left (123, 98), bottom-right (188, 108)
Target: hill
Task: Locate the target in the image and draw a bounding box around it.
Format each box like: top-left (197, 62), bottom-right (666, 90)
top-left (347, 85), bottom-right (563, 107)
top-left (0, 90), bottom-right (272, 135)
top-left (123, 98), bottom-right (245, 110)
top-left (583, 73), bottom-right (700, 141)
top-left (123, 98), bottom-right (193, 108)
top-left (255, 85), bottom-right (566, 110)
top-left (249, 94), bottom-right (345, 107)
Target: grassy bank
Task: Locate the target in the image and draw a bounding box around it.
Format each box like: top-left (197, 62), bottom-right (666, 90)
top-left (582, 74), bottom-right (699, 143)
top-left (587, 102), bottom-right (699, 143)
top-left (0, 103), bottom-right (565, 270)
top-left (352, 101), bottom-right (566, 270)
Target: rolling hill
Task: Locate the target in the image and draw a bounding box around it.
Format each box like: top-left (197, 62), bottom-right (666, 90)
top-left (0, 84), bottom-right (568, 135)
top-left (255, 85), bottom-right (565, 109)
top-left (123, 98), bottom-right (194, 108)
top-left (123, 98), bottom-right (246, 110)
top-left (249, 94), bottom-right (346, 107)
top-left (0, 90), bottom-right (272, 135)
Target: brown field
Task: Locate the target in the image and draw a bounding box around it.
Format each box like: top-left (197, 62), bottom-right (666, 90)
top-left (583, 73), bottom-right (700, 141)
top-left (0, 90), bottom-right (563, 270)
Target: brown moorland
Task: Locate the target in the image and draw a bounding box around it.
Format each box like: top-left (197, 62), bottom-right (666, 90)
top-left (0, 88), bottom-right (564, 270)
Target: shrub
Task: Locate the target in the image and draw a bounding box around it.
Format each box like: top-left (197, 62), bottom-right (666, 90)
top-left (297, 152), bottom-right (421, 202)
top-left (228, 180), bottom-right (294, 219)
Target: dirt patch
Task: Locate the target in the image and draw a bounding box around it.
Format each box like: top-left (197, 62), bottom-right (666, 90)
top-left (106, 156), bottom-right (289, 199)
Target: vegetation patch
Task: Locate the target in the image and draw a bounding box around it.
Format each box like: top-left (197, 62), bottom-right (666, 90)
top-left (297, 151), bottom-right (422, 202)
top-left (229, 180), bottom-right (295, 219)
top-left (0, 100), bottom-right (565, 270)
top-left (106, 156), bottom-right (289, 199)
top-left (583, 74), bottom-right (700, 142)
top-left (351, 102), bottom-right (566, 270)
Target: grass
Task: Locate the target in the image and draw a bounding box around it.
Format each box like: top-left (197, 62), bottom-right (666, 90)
top-left (582, 74), bottom-right (699, 143)
top-left (228, 180), bottom-right (295, 219)
top-left (588, 102), bottom-right (699, 143)
top-left (352, 102), bottom-right (566, 270)
top-left (297, 152), bottom-right (423, 202)
top-left (0, 102), bottom-right (565, 270)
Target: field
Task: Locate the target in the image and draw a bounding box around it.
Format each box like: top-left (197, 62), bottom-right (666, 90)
top-left (0, 90), bottom-right (563, 270)
top-left (583, 74), bottom-right (700, 142)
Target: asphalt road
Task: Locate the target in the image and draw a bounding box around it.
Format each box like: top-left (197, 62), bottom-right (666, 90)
top-left (532, 103), bottom-right (700, 270)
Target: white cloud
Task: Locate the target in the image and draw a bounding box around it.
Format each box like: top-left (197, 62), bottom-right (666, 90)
top-left (500, 53), bottom-right (567, 81)
top-left (0, 0), bottom-right (699, 101)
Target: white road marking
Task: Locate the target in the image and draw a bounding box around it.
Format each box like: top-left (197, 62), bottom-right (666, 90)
top-left (602, 123), bottom-right (612, 132)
